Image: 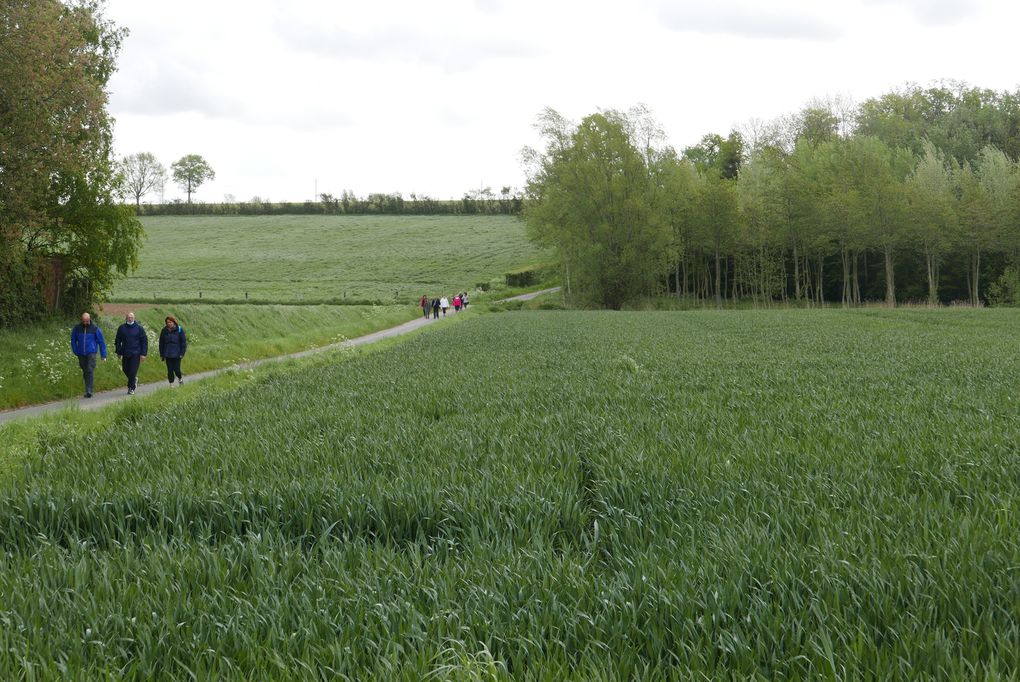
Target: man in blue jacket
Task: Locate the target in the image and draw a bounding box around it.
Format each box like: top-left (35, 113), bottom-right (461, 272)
top-left (114, 311), bottom-right (148, 395)
top-left (70, 312), bottom-right (107, 398)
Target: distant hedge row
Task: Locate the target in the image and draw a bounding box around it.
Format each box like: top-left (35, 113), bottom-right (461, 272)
top-left (136, 194), bottom-right (523, 217)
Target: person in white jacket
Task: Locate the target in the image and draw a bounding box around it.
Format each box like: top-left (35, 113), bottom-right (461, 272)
top-left (440, 296), bottom-right (450, 316)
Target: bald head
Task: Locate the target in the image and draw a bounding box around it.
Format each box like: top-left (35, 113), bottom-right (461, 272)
top-left (80, 312), bottom-right (91, 325)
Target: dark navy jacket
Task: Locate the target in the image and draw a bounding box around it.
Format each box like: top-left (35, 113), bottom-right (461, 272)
top-left (70, 323), bottom-right (107, 358)
top-left (159, 325), bottom-right (187, 359)
top-left (115, 322), bottom-right (148, 357)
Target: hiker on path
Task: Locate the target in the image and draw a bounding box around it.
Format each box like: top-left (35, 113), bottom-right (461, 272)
top-left (431, 297), bottom-right (440, 319)
top-left (440, 296), bottom-right (449, 316)
top-left (158, 315), bottom-right (188, 386)
top-left (453, 294), bottom-right (462, 312)
top-left (420, 295), bottom-right (430, 319)
top-left (70, 312), bottom-right (107, 398)
top-left (462, 292), bottom-right (469, 309)
top-left (114, 311), bottom-right (148, 395)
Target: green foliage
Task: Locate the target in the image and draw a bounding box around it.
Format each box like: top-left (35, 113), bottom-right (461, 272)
top-left (0, 310), bottom-right (1018, 677)
top-left (987, 265), bottom-right (1020, 306)
top-left (524, 110), bottom-right (674, 309)
top-left (0, 0), bottom-right (142, 323)
top-left (0, 251), bottom-right (46, 328)
top-left (504, 264), bottom-right (555, 288)
top-left (113, 215), bottom-right (549, 304)
top-left (171, 154), bottom-right (216, 203)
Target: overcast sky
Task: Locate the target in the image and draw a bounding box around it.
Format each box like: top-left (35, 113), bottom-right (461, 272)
top-left (105, 0), bottom-right (1020, 203)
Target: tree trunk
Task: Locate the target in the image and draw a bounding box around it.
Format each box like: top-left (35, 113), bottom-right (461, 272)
top-left (816, 254), bottom-right (824, 305)
top-left (971, 250), bottom-right (981, 306)
top-left (925, 246), bottom-right (938, 307)
top-left (714, 246), bottom-right (722, 309)
top-left (841, 247), bottom-right (851, 307)
top-left (848, 249), bottom-right (856, 303)
top-left (884, 246), bottom-right (895, 307)
top-left (793, 243), bottom-right (801, 301)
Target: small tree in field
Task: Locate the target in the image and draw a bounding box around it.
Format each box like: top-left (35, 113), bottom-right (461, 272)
top-left (171, 154), bottom-right (215, 204)
top-left (122, 152), bottom-right (167, 213)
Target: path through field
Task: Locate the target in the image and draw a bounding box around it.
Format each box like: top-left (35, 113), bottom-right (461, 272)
top-left (0, 288), bottom-right (560, 425)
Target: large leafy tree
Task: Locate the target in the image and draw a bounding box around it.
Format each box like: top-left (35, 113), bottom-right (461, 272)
top-left (524, 110), bottom-right (674, 309)
top-left (171, 155), bottom-right (216, 204)
top-left (0, 0), bottom-right (143, 323)
top-left (906, 142), bottom-right (958, 305)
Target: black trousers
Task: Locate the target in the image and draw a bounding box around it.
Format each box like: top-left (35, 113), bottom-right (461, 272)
top-left (166, 357), bottom-right (183, 382)
top-left (121, 355), bottom-right (141, 390)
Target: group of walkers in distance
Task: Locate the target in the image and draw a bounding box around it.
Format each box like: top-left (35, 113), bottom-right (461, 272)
top-left (420, 292), bottom-right (469, 319)
top-left (69, 311), bottom-right (188, 398)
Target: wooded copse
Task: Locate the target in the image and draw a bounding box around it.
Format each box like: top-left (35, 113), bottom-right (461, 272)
top-left (524, 85), bottom-right (1020, 309)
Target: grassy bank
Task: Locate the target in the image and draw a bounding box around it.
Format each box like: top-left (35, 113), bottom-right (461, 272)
top-left (0, 304), bottom-right (413, 409)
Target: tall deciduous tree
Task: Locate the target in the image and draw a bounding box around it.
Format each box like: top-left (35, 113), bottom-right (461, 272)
top-left (171, 155), bottom-right (216, 204)
top-left (524, 110), bottom-right (674, 309)
top-left (0, 0), bottom-right (143, 323)
top-left (906, 142), bottom-right (958, 305)
top-left (122, 152), bottom-right (167, 213)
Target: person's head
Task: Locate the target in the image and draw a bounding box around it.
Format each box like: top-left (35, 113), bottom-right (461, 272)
top-left (165, 315), bottom-right (178, 330)
top-left (125, 312), bottom-right (135, 325)
top-left (80, 312), bottom-right (91, 326)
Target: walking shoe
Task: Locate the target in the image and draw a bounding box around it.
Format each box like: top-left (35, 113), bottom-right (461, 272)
top-left (84, 393), bottom-right (92, 398)
top-left (178, 378), bottom-right (184, 385)
top-left (128, 389), bottom-right (135, 395)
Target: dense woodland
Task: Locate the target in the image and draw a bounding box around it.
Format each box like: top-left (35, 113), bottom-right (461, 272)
top-left (524, 85), bottom-right (1020, 308)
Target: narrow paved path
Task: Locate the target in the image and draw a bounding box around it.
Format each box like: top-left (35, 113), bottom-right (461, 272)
top-left (0, 287), bottom-right (561, 426)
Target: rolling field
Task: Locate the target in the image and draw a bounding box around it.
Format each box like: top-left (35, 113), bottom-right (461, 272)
top-left (1, 309), bottom-right (1017, 678)
top-left (111, 214), bottom-right (548, 303)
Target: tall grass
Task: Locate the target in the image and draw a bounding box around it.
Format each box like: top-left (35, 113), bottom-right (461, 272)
top-left (1, 309), bottom-right (1018, 678)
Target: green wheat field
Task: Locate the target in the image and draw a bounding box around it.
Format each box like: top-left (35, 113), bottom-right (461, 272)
top-left (1, 309), bottom-right (1017, 678)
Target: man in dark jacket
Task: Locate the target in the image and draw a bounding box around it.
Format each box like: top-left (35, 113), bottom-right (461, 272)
top-left (114, 311), bottom-right (148, 395)
top-left (70, 312), bottom-right (107, 398)
top-left (158, 315), bottom-right (187, 386)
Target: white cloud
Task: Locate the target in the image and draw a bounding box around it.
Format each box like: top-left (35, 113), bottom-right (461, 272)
top-left (655, 0), bottom-right (843, 40)
top-left (860, 0), bottom-right (979, 26)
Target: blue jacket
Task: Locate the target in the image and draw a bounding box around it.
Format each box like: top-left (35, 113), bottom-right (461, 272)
top-left (70, 323), bottom-right (107, 358)
top-left (115, 322), bottom-right (148, 357)
top-left (158, 325), bottom-right (187, 359)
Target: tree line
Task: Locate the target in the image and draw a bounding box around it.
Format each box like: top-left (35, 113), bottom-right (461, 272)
top-left (130, 188), bottom-right (524, 216)
top-left (524, 85), bottom-right (1020, 309)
